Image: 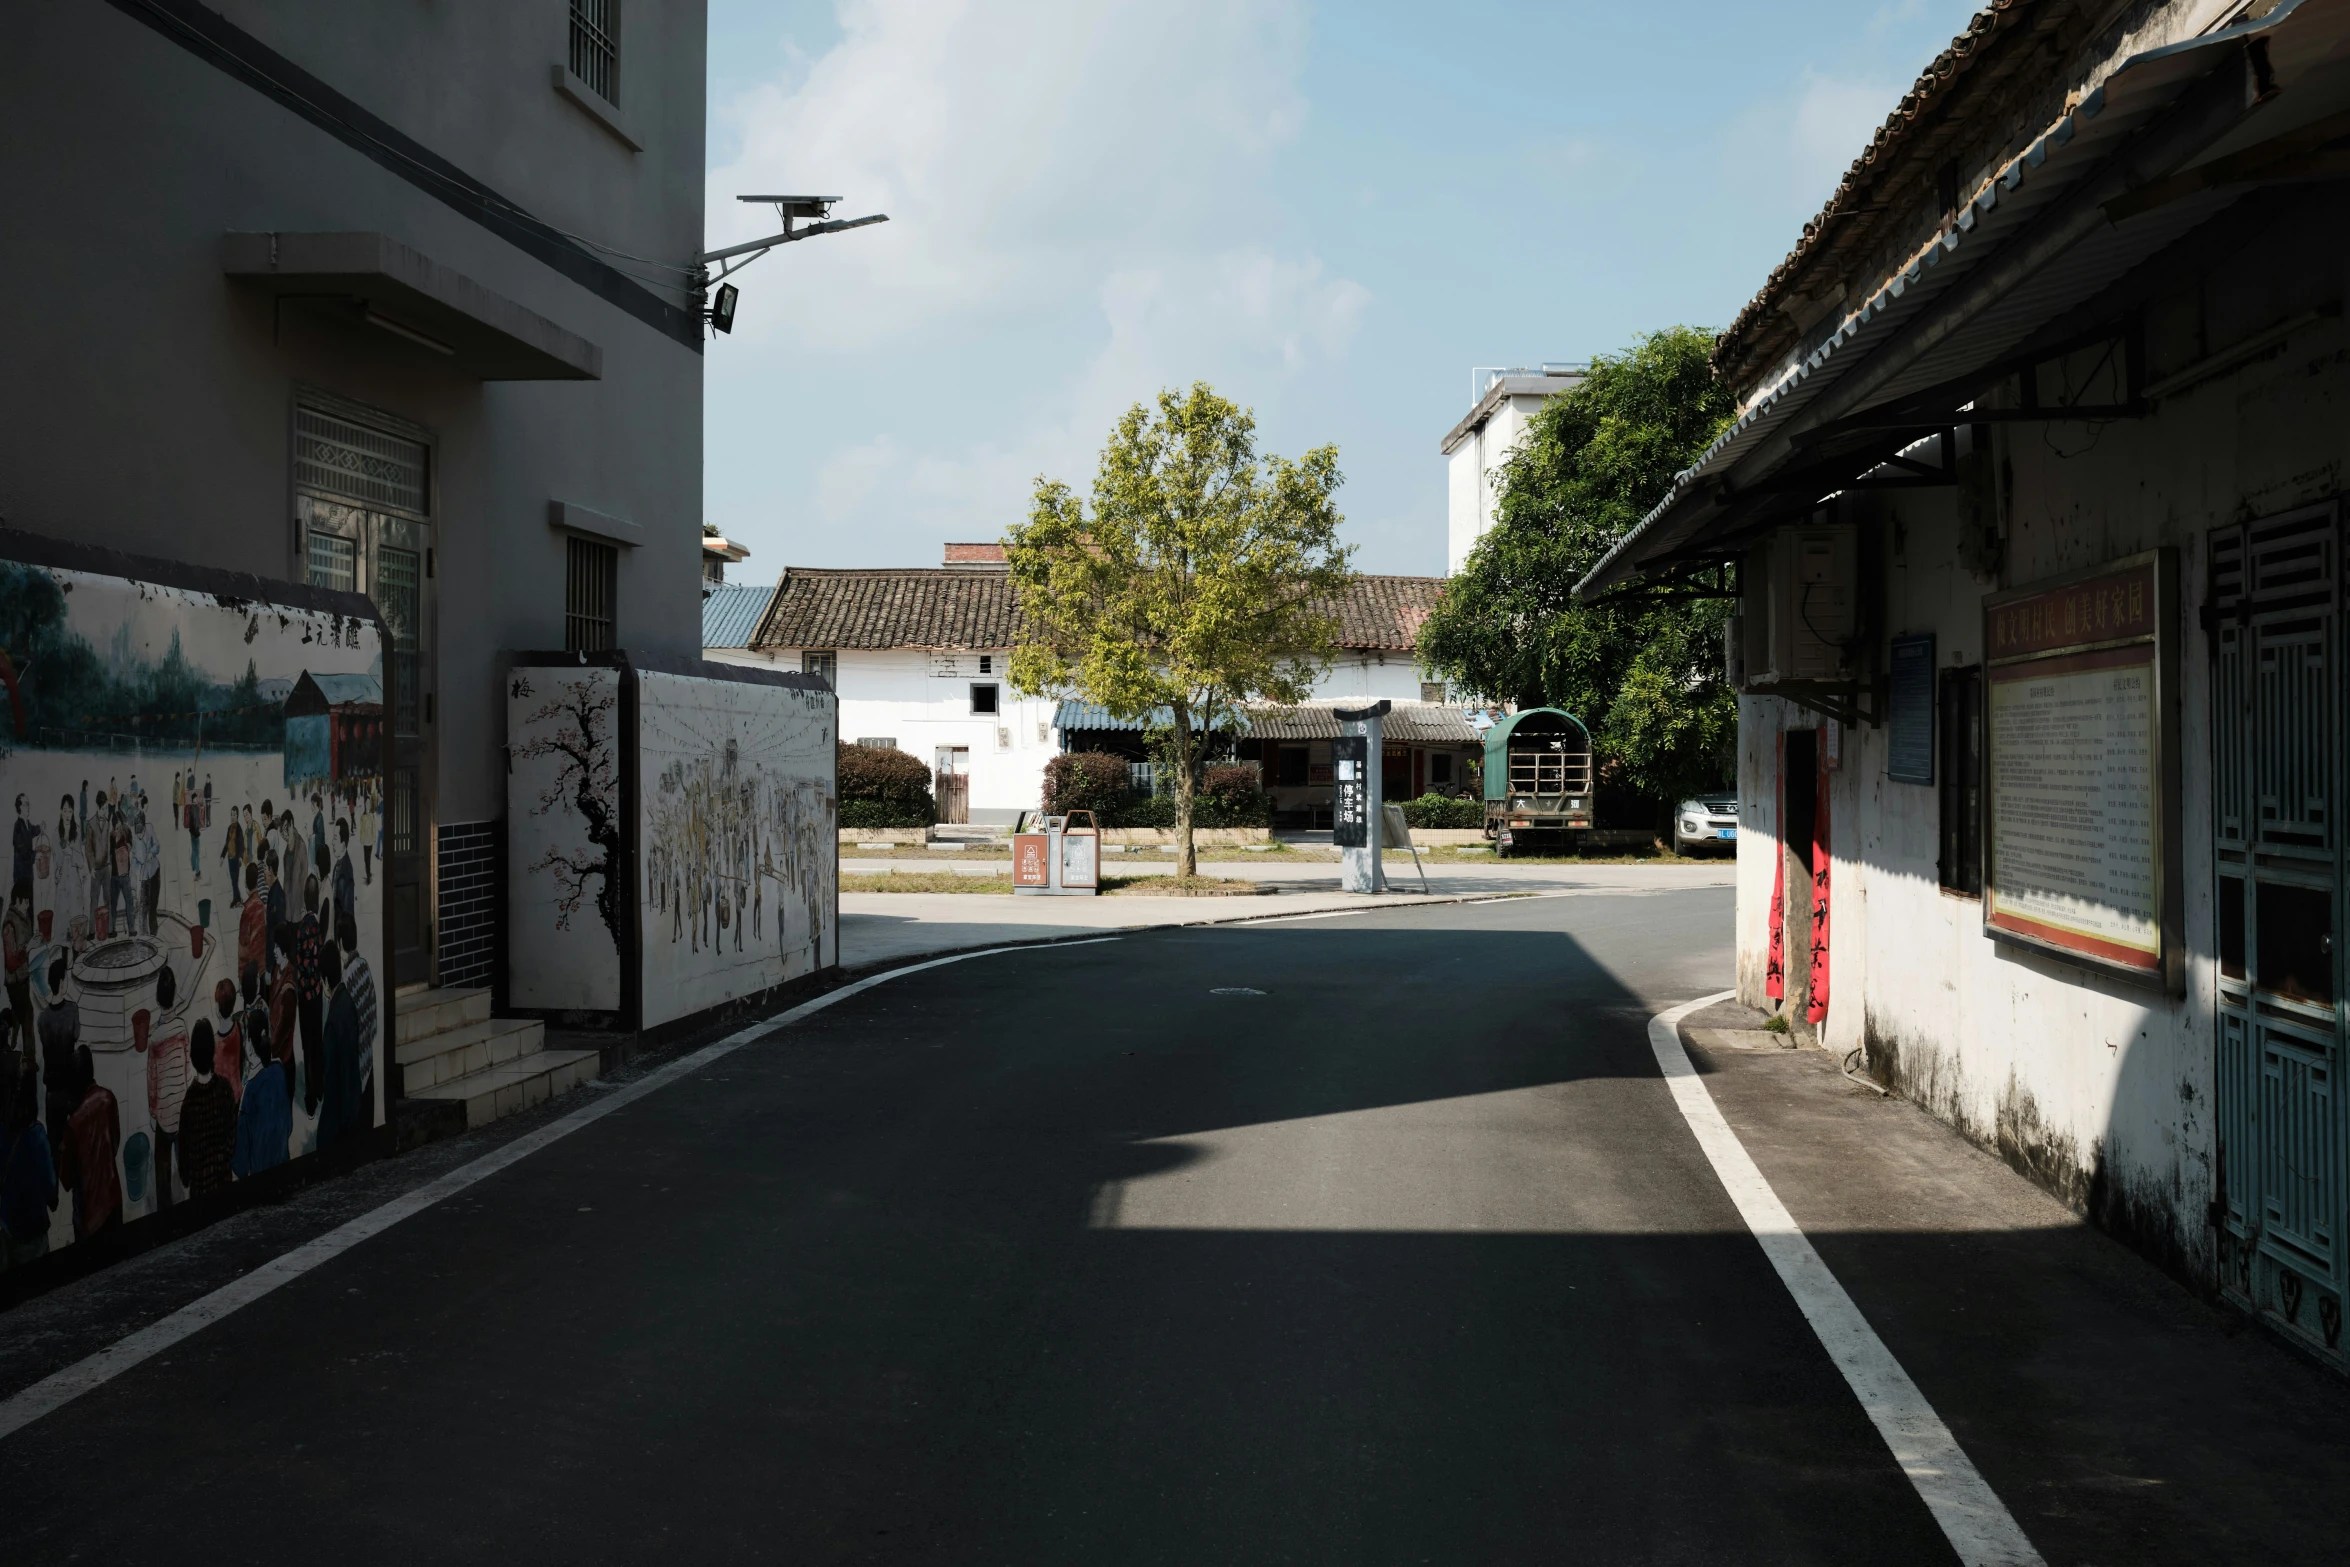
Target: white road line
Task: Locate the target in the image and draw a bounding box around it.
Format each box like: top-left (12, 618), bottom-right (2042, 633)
top-left (1648, 993), bottom-right (2045, 1567)
top-left (0, 937), bottom-right (1122, 1445)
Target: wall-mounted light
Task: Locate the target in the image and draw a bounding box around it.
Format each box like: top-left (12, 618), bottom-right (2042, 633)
top-left (708, 283), bottom-right (739, 334)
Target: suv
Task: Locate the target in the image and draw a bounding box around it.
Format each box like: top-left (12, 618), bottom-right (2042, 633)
top-left (1672, 794), bottom-right (1738, 856)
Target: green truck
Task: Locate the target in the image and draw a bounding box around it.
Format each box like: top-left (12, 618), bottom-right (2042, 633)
top-left (1482, 708), bottom-right (1595, 857)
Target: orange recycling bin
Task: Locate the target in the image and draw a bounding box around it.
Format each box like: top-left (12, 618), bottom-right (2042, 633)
top-left (1013, 810), bottom-right (1100, 896)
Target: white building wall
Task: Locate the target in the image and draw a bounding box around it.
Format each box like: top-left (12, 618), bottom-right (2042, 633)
top-left (715, 646), bottom-right (1056, 824)
top-left (1309, 651), bottom-right (1433, 705)
top-left (1732, 290), bottom-right (2350, 1273)
top-left (1445, 394), bottom-right (1549, 574)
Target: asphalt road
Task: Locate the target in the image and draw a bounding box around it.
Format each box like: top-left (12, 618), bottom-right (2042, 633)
top-left (9, 885), bottom-right (2340, 1562)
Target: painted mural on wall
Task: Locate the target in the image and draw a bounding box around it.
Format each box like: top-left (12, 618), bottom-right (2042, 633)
top-left (639, 670), bottom-right (834, 1027)
top-left (0, 561), bottom-right (385, 1271)
top-left (507, 666), bottom-right (623, 1012)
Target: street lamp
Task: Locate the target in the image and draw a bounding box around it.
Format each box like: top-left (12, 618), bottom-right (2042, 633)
top-left (695, 194), bottom-right (889, 334)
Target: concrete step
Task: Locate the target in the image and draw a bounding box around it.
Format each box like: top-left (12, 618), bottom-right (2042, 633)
top-left (407, 1047), bottom-right (602, 1129)
top-left (395, 986), bottom-right (493, 1047)
top-left (397, 1016), bottom-right (546, 1092)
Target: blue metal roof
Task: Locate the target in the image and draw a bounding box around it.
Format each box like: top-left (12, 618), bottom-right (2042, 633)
top-left (701, 582), bottom-right (776, 649)
top-left (1055, 701), bottom-right (1171, 733)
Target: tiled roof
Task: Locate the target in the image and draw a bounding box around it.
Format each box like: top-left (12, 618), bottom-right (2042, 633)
top-left (754, 569), bottom-right (1444, 653)
top-left (700, 582), bottom-right (776, 649)
top-left (1325, 575), bottom-right (1442, 650)
top-left (1713, 0), bottom-right (2085, 389)
top-left (1055, 700), bottom-right (1478, 745)
top-left (756, 568), bottom-right (1025, 651)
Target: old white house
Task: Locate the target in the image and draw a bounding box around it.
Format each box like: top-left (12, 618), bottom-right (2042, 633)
top-left (1581, 0), bottom-right (2350, 1370)
top-left (708, 548), bottom-right (1479, 826)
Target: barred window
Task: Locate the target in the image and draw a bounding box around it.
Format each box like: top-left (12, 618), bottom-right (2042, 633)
top-left (569, 0), bottom-right (619, 104)
top-left (802, 650), bottom-right (836, 687)
top-left (1937, 666), bottom-right (1983, 896)
top-left (565, 535), bottom-right (617, 652)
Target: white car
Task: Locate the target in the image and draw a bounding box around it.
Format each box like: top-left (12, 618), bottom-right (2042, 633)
top-left (1673, 793), bottom-right (1739, 855)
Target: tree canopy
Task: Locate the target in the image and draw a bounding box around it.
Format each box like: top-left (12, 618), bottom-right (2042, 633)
top-left (1006, 383), bottom-right (1352, 875)
top-left (1416, 327), bottom-right (1738, 806)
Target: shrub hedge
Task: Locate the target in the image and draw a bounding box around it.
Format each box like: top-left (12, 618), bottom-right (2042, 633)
top-left (1400, 792), bottom-right (1484, 830)
top-left (1040, 751), bottom-right (1271, 828)
top-left (836, 743), bottom-right (935, 828)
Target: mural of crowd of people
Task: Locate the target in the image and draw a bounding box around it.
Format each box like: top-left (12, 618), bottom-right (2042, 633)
top-left (638, 669), bottom-right (833, 1026)
top-left (506, 662), bottom-right (833, 1025)
top-left (0, 562), bottom-right (385, 1271)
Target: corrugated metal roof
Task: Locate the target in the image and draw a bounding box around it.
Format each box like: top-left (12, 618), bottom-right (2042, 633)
top-left (700, 582), bottom-right (776, 649)
top-left (1579, 0), bottom-right (2346, 597)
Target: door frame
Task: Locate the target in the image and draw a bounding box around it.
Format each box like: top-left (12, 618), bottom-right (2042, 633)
top-left (287, 388), bottom-right (440, 986)
top-left (2210, 499), bottom-right (2346, 1364)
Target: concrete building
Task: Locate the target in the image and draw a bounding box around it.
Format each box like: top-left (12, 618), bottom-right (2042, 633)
top-left (1441, 366), bottom-right (1585, 573)
top-left (1, 3), bottom-right (712, 993)
top-left (1580, 0), bottom-right (2350, 1371)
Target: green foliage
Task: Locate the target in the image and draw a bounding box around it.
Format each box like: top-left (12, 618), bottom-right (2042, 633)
top-left (0, 564), bottom-right (285, 748)
top-left (1041, 752), bottom-right (1133, 821)
top-left (1008, 384), bottom-right (1351, 873)
top-left (1416, 328), bottom-right (1738, 804)
top-left (1401, 793), bottom-right (1484, 830)
top-left (1041, 754), bottom-right (1270, 828)
top-left (835, 743), bottom-right (935, 827)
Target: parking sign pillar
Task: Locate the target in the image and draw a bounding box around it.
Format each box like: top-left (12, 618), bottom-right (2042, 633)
top-left (1334, 700), bottom-right (1389, 893)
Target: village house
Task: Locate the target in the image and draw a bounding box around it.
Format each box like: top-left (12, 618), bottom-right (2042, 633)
top-left (707, 549), bottom-right (1481, 827)
top-left (1579, 0), bottom-right (2350, 1370)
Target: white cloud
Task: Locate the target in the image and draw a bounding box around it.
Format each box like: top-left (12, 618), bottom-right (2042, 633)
top-left (1717, 69), bottom-right (1903, 244)
top-left (706, 0), bottom-right (1370, 556)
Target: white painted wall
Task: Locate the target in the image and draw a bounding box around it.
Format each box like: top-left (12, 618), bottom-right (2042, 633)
top-left (1308, 651), bottom-right (1435, 705)
top-left (722, 646), bottom-right (1057, 823)
top-left (1445, 390), bottom-right (1558, 574)
top-left (1732, 295), bottom-right (2350, 1276)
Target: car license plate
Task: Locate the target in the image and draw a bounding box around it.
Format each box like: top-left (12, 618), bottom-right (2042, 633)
top-left (1716, 828), bottom-right (1737, 839)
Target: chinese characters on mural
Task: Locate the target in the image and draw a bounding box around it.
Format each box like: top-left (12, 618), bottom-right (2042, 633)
top-left (0, 563), bottom-right (384, 1271)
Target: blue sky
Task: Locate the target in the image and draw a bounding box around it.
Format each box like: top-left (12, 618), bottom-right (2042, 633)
top-left (701, 0), bottom-right (1984, 579)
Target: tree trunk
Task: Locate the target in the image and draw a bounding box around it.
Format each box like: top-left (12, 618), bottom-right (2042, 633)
top-left (1170, 701), bottom-right (1197, 879)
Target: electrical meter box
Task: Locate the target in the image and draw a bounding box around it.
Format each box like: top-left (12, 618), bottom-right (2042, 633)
top-left (1741, 522), bottom-right (1858, 687)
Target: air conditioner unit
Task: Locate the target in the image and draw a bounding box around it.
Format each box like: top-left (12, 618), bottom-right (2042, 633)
top-left (1742, 523), bottom-right (1857, 687)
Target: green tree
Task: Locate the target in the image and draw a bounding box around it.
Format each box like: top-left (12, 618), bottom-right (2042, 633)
top-left (1007, 384), bottom-right (1352, 877)
top-left (1417, 327), bottom-right (1738, 807)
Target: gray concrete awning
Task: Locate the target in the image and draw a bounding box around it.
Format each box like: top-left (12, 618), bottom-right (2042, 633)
top-left (223, 231), bottom-right (603, 380)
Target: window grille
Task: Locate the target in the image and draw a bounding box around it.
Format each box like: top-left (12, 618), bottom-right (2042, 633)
top-left (1937, 666), bottom-right (1983, 895)
top-left (1128, 761), bottom-right (1156, 795)
top-left (569, 0), bottom-right (619, 104)
top-left (1420, 681), bottom-right (1448, 704)
top-left (295, 407), bottom-right (428, 514)
top-left (854, 737), bottom-right (897, 750)
top-left (802, 650), bottom-right (836, 687)
top-left (306, 531), bottom-right (358, 593)
top-left (378, 545), bottom-right (423, 736)
top-left (565, 535), bottom-right (617, 652)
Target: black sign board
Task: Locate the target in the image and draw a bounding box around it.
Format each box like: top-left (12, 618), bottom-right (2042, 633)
top-left (1332, 734), bottom-right (1369, 848)
top-left (1888, 633), bottom-right (1935, 784)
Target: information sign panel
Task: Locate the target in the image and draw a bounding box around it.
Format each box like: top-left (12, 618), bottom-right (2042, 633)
top-left (1332, 735), bottom-right (1369, 848)
top-left (1981, 552), bottom-right (2179, 988)
top-left (1887, 633), bottom-right (1934, 784)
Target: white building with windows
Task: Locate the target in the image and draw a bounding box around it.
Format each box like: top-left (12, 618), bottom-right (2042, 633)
top-left (707, 550), bottom-right (1479, 828)
top-left (704, 545), bottom-right (1053, 825)
top-left (1441, 366), bottom-right (1584, 573)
